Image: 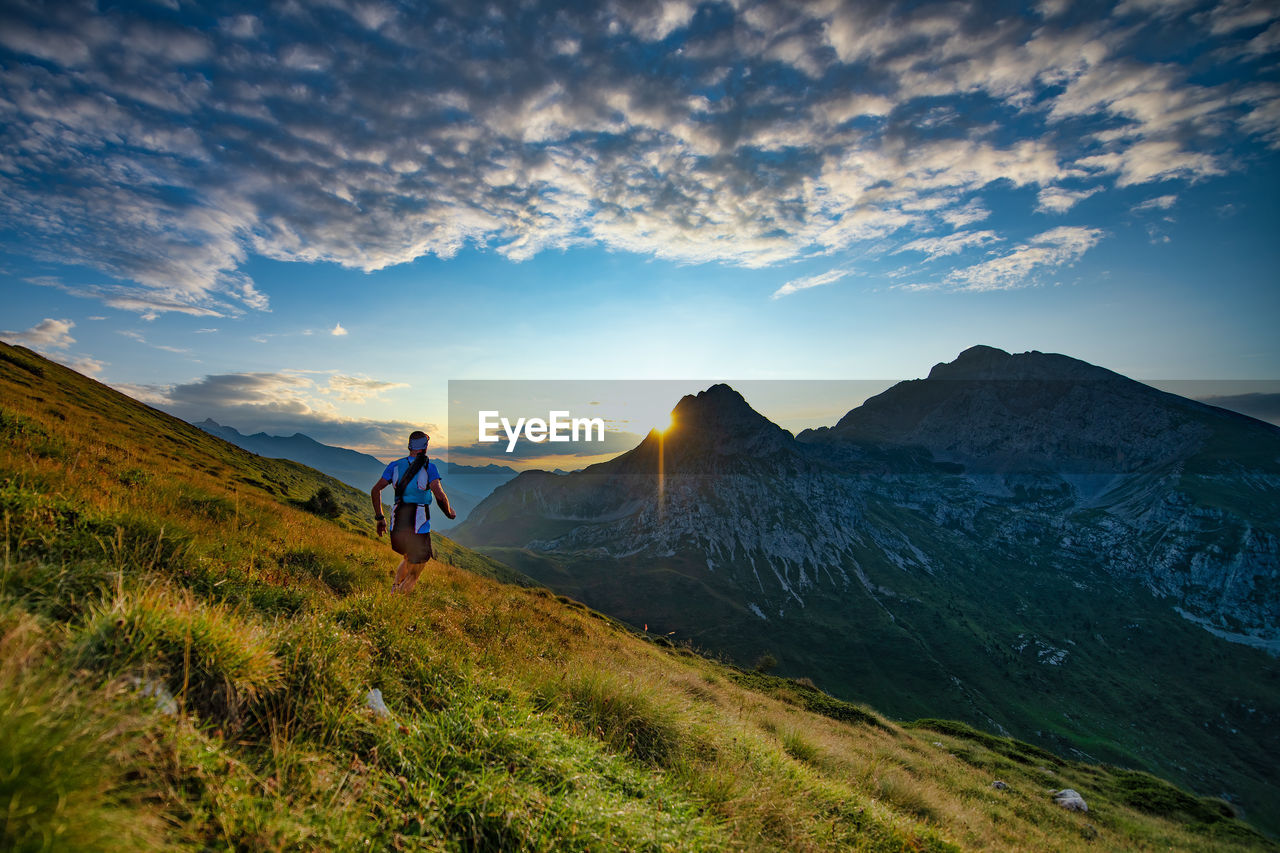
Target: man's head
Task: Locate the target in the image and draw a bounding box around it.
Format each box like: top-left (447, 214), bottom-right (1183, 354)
top-left (408, 430), bottom-right (429, 454)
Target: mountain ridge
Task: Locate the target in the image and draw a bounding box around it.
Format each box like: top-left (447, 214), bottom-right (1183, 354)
top-left (456, 346), bottom-right (1280, 831)
top-left (193, 418), bottom-right (518, 528)
top-left (2, 339), bottom-right (1275, 849)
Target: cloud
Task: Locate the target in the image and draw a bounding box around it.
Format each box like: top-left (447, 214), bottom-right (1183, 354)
top-left (57, 355), bottom-right (106, 377)
top-left (1133, 194), bottom-right (1178, 211)
top-left (0, 0), bottom-right (1275, 311)
top-left (330, 323), bottom-right (348, 336)
top-left (1036, 186), bottom-right (1101, 213)
top-left (1207, 0), bottom-right (1279, 36)
top-left (1076, 139), bottom-right (1225, 187)
top-left (0, 317), bottom-right (76, 349)
top-left (894, 230), bottom-right (1001, 261)
top-left (1, 317), bottom-right (110, 378)
top-left (945, 226), bottom-right (1104, 291)
top-left (31, 278), bottom-right (227, 320)
top-left (115, 370), bottom-right (420, 456)
top-left (117, 328), bottom-right (191, 355)
top-left (940, 200), bottom-right (991, 228)
top-left (324, 374), bottom-right (408, 403)
top-left (771, 269), bottom-right (849, 299)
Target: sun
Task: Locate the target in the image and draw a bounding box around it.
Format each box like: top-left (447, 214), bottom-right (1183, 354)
top-left (646, 411), bottom-right (674, 435)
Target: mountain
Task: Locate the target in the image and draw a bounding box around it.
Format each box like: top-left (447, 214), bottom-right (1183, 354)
top-left (454, 346), bottom-right (1280, 831)
top-left (2, 339), bottom-right (1273, 851)
top-left (194, 418), bottom-right (387, 492)
top-left (192, 419), bottom-right (517, 529)
top-left (437, 462), bottom-right (523, 529)
top-left (7, 340), bottom-right (1269, 850)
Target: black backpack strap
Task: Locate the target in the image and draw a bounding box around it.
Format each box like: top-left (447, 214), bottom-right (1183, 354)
top-left (394, 454), bottom-right (429, 503)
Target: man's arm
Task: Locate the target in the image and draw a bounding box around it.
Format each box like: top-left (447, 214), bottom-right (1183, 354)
top-left (429, 479), bottom-right (456, 520)
top-left (370, 477), bottom-right (391, 536)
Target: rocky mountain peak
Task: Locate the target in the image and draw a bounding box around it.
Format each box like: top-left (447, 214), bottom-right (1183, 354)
top-left (668, 384), bottom-right (791, 453)
top-left (926, 345), bottom-right (1117, 383)
top-left (606, 384), bottom-right (793, 468)
top-left (673, 383), bottom-right (754, 423)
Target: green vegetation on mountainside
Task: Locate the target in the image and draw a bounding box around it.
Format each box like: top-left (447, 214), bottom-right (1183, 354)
top-left (473, 468), bottom-right (1280, 833)
top-left (0, 341), bottom-right (1272, 851)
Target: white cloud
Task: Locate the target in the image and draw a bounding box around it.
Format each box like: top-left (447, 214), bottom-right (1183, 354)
top-left (324, 374), bottom-right (408, 403)
top-left (57, 355), bottom-right (106, 377)
top-left (1242, 22), bottom-right (1280, 56)
top-left (1134, 194), bottom-right (1178, 211)
top-left (1208, 0), bottom-right (1279, 35)
top-left (219, 15), bottom-right (260, 39)
top-left (1036, 186), bottom-right (1101, 213)
top-left (1, 318), bottom-right (76, 349)
top-left (1077, 139), bottom-right (1224, 186)
top-left (1, 318), bottom-right (109, 378)
top-left (330, 323), bottom-right (348, 336)
top-left (0, 0), bottom-right (1274, 312)
top-left (1235, 84), bottom-right (1280, 146)
top-left (1113, 0), bottom-right (1200, 18)
top-left (620, 0), bottom-right (698, 42)
top-left (771, 269), bottom-right (849, 299)
top-left (116, 370), bottom-right (421, 456)
top-left (1037, 0), bottom-right (1072, 18)
top-left (945, 226), bottom-right (1105, 291)
top-left (31, 278), bottom-right (229, 320)
top-left (895, 230), bottom-right (1001, 261)
top-left (941, 201), bottom-right (992, 228)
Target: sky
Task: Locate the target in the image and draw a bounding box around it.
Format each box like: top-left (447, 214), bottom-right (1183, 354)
top-left (1, 0), bottom-right (1278, 461)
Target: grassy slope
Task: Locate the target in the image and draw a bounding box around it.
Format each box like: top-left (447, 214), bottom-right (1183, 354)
top-left (0, 342), bottom-right (1272, 852)
top-left (470, 467), bottom-right (1280, 831)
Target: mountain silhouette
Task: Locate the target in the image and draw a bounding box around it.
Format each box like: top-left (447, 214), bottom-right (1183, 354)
top-left (194, 420), bottom-right (516, 528)
top-left (455, 346), bottom-right (1280, 829)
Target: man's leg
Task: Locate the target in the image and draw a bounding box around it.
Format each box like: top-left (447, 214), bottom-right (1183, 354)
top-left (391, 556), bottom-right (408, 588)
top-left (393, 560), bottom-right (428, 594)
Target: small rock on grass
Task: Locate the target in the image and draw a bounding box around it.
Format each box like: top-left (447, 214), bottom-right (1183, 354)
top-left (1054, 789), bottom-right (1088, 812)
top-left (365, 687), bottom-right (391, 719)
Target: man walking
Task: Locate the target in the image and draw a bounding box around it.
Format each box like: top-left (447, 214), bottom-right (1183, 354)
top-left (370, 430), bottom-right (455, 594)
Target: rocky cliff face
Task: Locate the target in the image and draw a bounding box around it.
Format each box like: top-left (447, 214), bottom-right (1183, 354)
top-left (463, 352), bottom-right (1280, 645)
top-left (455, 347), bottom-right (1280, 820)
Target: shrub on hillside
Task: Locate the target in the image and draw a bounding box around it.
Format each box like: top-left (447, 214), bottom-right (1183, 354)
top-left (300, 486), bottom-right (342, 519)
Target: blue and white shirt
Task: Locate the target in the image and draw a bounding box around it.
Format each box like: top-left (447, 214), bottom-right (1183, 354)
top-left (382, 456), bottom-right (441, 533)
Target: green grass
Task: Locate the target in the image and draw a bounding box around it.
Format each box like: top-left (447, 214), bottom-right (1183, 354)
top-left (76, 585), bottom-right (282, 723)
top-left (0, 606), bottom-right (167, 852)
top-left (1, 341), bottom-right (1275, 852)
top-left (485, 486), bottom-right (1280, 836)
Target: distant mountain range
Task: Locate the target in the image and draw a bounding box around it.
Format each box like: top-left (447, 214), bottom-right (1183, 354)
top-left (193, 420), bottom-right (517, 529)
top-left (454, 345), bottom-right (1280, 830)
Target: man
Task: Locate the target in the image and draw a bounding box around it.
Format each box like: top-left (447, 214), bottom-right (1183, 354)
top-left (370, 430), bottom-right (455, 594)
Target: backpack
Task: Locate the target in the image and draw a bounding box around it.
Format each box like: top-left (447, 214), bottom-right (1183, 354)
top-left (393, 454), bottom-right (431, 516)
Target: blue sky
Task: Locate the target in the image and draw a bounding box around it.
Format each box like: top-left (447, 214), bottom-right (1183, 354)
top-left (1, 0), bottom-right (1278, 459)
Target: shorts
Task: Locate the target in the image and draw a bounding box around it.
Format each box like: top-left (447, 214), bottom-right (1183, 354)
top-left (391, 502), bottom-right (433, 563)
